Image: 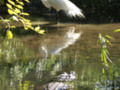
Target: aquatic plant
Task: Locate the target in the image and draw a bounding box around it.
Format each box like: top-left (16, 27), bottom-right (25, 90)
top-left (96, 32), bottom-right (120, 89)
top-left (98, 33), bottom-right (113, 66)
top-left (0, 38), bottom-right (34, 63)
top-left (0, 47), bottom-right (73, 90)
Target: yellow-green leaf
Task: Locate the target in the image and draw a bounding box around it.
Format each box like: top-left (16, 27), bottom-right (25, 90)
top-left (24, 27), bottom-right (28, 30)
top-left (16, 5), bottom-right (23, 9)
top-left (8, 0), bottom-right (15, 5)
top-left (10, 26), bottom-right (16, 28)
top-left (8, 9), bottom-right (14, 15)
top-left (35, 26), bottom-right (40, 31)
top-left (37, 30), bottom-right (45, 34)
top-left (24, 0), bottom-right (29, 3)
top-left (106, 40), bottom-right (112, 45)
top-left (6, 3), bottom-right (12, 9)
top-left (27, 25), bottom-right (33, 29)
top-left (14, 8), bottom-right (21, 13)
top-left (105, 35), bottom-right (113, 40)
top-left (21, 13), bottom-right (29, 16)
top-left (17, 1), bottom-right (24, 5)
top-left (6, 30), bottom-right (13, 39)
top-left (114, 29), bottom-right (120, 32)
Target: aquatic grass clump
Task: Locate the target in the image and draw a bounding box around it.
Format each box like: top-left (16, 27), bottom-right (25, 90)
top-left (0, 59), bottom-right (37, 90)
top-left (0, 38), bottom-right (34, 63)
top-left (0, 46), bottom-right (81, 90)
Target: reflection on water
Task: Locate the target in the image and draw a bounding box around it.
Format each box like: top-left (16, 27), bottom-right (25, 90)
top-left (40, 27), bottom-right (81, 58)
top-left (0, 22), bottom-right (120, 90)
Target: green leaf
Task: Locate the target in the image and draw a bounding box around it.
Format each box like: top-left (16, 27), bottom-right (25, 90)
top-left (24, 27), bottom-right (28, 30)
top-left (16, 5), bottom-right (23, 9)
top-left (114, 29), bottom-right (120, 32)
top-left (106, 49), bottom-right (110, 55)
top-left (102, 68), bottom-right (105, 75)
top-left (8, 0), bottom-right (15, 5)
top-left (101, 49), bottom-right (104, 61)
top-left (24, 0), bottom-right (29, 3)
top-left (6, 30), bottom-right (13, 39)
top-left (10, 25), bottom-right (16, 28)
top-left (6, 3), bottom-right (12, 9)
top-left (105, 35), bottom-right (113, 40)
top-left (17, 1), bottom-right (24, 5)
top-left (8, 9), bottom-right (14, 15)
top-left (21, 13), bottom-right (29, 16)
top-left (106, 40), bottom-right (112, 45)
top-left (35, 26), bottom-right (40, 31)
top-left (34, 26), bottom-right (45, 34)
top-left (37, 30), bottom-right (45, 34)
top-left (14, 8), bottom-right (21, 13)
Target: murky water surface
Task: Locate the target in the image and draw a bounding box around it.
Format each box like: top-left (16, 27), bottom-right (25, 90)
top-left (0, 19), bottom-right (120, 90)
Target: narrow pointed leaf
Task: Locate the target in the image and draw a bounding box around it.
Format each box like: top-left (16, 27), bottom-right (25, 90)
top-left (114, 29), bottom-right (120, 32)
top-left (105, 35), bottom-right (113, 40)
top-left (8, 0), bottom-right (15, 5)
top-left (16, 5), bottom-right (23, 9)
top-left (21, 13), bottom-right (29, 16)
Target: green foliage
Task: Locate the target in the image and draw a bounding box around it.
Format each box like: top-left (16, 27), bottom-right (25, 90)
top-left (0, 0), bottom-right (45, 39)
top-left (101, 68), bottom-right (106, 83)
top-left (98, 33), bottom-right (113, 66)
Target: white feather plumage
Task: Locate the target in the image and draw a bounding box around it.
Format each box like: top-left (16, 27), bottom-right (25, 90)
top-left (41, 0), bottom-right (85, 18)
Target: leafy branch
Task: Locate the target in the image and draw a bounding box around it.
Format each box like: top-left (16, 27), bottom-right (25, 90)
top-left (0, 0), bottom-right (45, 39)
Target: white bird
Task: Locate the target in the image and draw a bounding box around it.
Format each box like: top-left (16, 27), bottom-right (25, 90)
top-left (41, 0), bottom-right (85, 18)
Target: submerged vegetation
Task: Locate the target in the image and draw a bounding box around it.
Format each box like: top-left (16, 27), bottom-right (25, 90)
top-left (0, 38), bottom-right (34, 63)
top-left (0, 38), bottom-right (80, 89)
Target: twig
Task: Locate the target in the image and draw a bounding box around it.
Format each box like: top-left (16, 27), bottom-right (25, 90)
top-left (0, 16), bottom-right (10, 29)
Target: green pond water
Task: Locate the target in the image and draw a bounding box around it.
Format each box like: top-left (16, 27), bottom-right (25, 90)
top-left (0, 19), bottom-right (120, 90)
